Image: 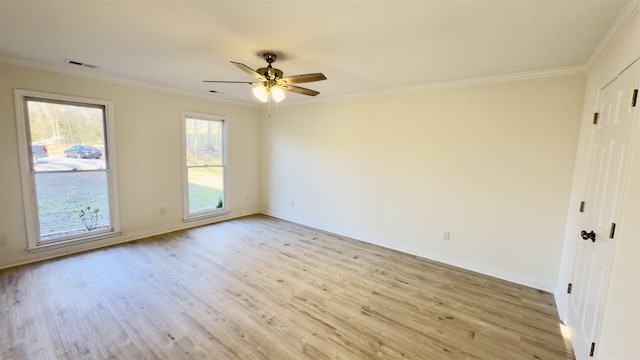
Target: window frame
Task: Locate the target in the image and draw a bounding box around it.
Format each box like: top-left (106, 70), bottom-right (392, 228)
top-left (14, 89), bottom-right (120, 250)
top-left (181, 111), bottom-right (228, 221)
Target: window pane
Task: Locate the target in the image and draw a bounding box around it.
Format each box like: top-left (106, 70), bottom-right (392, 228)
top-left (188, 167), bottom-right (224, 213)
top-left (35, 172), bottom-right (111, 241)
top-left (27, 99), bottom-right (106, 172)
top-left (185, 118), bottom-right (223, 166)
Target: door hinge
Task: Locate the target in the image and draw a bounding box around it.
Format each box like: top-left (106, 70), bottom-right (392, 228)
top-left (609, 223), bottom-right (616, 239)
top-left (593, 112), bottom-right (599, 124)
top-left (589, 342), bottom-right (596, 357)
top-left (567, 283), bottom-right (572, 294)
top-left (632, 89), bottom-right (638, 107)
top-left (579, 201), bottom-right (585, 213)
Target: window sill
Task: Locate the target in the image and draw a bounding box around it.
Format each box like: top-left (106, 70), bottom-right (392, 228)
top-left (184, 210), bottom-right (229, 223)
top-left (28, 231), bottom-right (122, 253)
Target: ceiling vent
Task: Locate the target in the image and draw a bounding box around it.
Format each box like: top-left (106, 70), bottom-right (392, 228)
top-left (64, 59), bottom-right (97, 69)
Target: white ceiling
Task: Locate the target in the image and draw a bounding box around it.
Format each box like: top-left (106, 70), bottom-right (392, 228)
top-left (0, 0), bottom-right (628, 104)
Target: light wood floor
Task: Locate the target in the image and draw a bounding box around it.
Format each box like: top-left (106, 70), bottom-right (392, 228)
top-left (1, 215), bottom-right (574, 359)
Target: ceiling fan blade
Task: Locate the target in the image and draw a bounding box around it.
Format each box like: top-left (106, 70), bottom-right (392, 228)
top-left (231, 61), bottom-right (267, 81)
top-left (280, 73), bottom-right (327, 84)
top-left (283, 84), bottom-right (320, 96)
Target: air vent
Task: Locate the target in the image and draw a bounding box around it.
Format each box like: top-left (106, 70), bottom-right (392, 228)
top-left (64, 59), bottom-right (97, 69)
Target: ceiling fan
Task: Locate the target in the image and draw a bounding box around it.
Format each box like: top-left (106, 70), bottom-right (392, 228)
top-left (204, 52), bottom-right (327, 103)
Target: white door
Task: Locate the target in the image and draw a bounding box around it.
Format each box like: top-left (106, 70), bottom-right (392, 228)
top-left (567, 59), bottom-right (639, 359)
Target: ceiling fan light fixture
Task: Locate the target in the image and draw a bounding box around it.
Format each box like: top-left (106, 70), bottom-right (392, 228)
top-left (252, 85), bottom-right (269, 102)
top-left (271, 86), bottom-right (286, 103)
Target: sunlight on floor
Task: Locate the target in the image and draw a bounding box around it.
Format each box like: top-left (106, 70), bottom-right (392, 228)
top-left (559, 322), bottom-right (574, 352)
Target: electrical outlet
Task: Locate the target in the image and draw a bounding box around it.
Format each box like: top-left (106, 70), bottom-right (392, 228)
top-left (290, 200), bottom-right (295, 207)
top-left (159, 207), bottom-right (166, 216)
top-left (442, 231), bottom-right (450, 241)
top-left (0, 234), bottom-right (7, 246)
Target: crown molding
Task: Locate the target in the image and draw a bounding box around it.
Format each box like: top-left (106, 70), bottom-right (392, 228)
top-left (586, 0), bottom-right (640, 69)
top-left (304, 65), bottom-right (587, 106)
top-left (379, 65), bottom-right (588, 95)
top-left (1, 55), bottom-right (587, 109)
top-left (0, 56), bottom-right (258, 108)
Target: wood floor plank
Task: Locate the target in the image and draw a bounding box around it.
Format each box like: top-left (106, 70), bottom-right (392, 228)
top-left (0, 214), bottom-right (574, 359)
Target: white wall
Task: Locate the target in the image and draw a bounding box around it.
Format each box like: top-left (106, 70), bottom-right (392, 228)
top-left (0, 61), bottom-right (261, 268)
top-left (260, 74), bottom-right (586, 291)
top-left (555, 3), bottom-right (640, 359)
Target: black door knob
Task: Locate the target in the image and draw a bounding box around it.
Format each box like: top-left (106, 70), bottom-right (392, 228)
top-left (581, 230), bottom-right (596, 242)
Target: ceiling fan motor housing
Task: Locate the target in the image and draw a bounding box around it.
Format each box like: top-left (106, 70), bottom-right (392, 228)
top-left (257, 67), bottom-right (284, 81)
top-left (259, 53), bottom-right (284, 81)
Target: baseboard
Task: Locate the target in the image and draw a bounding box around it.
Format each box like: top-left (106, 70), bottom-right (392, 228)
top-left (554, 285), bottom-right (568, 322)
top-left (0, 209), bottom-right (260, 270)
top-left (261, 209), bottom-right (554, 292)
top-left (4, 208), bottom-right (555, 293)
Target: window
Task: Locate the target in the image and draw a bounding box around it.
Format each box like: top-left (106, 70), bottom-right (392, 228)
top-left (14, 90), bottom-right (119, 249)
top-left (182, 112), bottom-right (227, 219)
